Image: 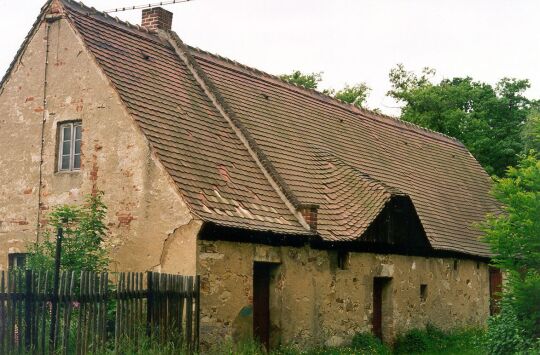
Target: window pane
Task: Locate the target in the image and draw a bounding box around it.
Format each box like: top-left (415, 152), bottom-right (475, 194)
top-left (75, 125), bottom-right (82, 140)
top-left (61, 155), bottom-right (70, 170)
top-left (63, 126), bottom-right (71, 141)
top-left (58, 122), bottom-right (81, 172)
top-left (73, 154), bottom-right (81, 169)
top-left (62, 140), bottom-right (71, 155)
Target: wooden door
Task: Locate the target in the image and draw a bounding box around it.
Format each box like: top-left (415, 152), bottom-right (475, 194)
top-left (489, 267), bottom-right (502, 315)
top-left (372, 278), bottom-right (384, 340)
top-left (253, 263), bottom-right (271, 349)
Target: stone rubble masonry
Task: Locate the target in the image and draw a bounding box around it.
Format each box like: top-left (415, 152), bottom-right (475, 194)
top-left (0, 17), bottom-right (195, 273)
top-left (197, 239), bottom-right (490, 348)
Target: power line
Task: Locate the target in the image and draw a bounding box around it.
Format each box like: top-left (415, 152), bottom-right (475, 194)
top-left (104, 0), bottom-right (193, 13)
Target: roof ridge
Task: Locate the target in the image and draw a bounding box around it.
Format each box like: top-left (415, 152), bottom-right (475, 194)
top-left (60, 0), bottom-right (463, 148)
top-left (188, 45), bottom-right (465, 147)
top-left (165, 30), bottom-right (312, 232)
top-left (62, 0), bottom-right (153, 34)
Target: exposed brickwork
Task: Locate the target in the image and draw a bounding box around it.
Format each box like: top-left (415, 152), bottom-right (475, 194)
top-left (0, 13), bottom-right (195, 272)
top-left (141, 7), bottom-right (173, 32)
top-left (298, 204), bottom-right (318, 232)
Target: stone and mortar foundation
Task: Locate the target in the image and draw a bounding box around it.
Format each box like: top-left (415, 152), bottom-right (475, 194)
top-left (198, 240), bottom-right (490, 349)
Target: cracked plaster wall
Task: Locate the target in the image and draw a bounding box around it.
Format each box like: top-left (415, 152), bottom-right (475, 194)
top-left (0, 18), bottom-right (196, 273)
top-left (198, 240), bottom-right (490, 349)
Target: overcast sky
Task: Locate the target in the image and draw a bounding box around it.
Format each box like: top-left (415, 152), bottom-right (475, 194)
top-left (1, 0), bottom-right (539, 115)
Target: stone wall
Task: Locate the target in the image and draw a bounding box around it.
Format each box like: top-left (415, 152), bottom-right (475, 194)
top-left (198, 239), bottom-right (490, 349)
top-left (0, 17), bottom-right (196, 273)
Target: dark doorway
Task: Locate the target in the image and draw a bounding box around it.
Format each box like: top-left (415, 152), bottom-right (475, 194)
top-left (373, 277), bottom-right (391, 340)
top-left (253, 262), bottom-right (272, 349)
top-left (489, 267), bottom-right (503, 315)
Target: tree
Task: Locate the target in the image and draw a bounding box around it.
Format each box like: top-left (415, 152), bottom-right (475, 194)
top-left (329, 83), bottom-right (371, 108)
top-left (280, 70), bottom-right (370, 108)
top-left (279, 70), bottom-right (322, 90)
top-left (26, 192), bottom-right (110, 272)
top-left (482, 153), bottom-right (540, 345)
top-left (523, 110), bottom-right (540, 153)
top-left (388, 64), bottom-right (532, 176)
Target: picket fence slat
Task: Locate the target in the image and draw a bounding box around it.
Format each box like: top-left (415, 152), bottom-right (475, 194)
top-left (0, 270), bottom-right (199, 354)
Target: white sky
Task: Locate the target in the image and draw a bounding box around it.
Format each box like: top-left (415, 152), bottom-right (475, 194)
top-left (1, 0), bottom-right (539, 115)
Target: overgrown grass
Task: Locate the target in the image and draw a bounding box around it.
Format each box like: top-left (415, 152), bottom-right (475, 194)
top-left (205, 326), bottom-right (485, 355)
top-left (13, 326), bottom-right (484, 354)
top-left (393, 325), bottom-right (485, 355)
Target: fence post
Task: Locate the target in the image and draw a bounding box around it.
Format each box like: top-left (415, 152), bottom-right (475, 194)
top-left (146, 271), bottom-right (153, 338)
top-left (195, 275), bottom-right (200, 353)
top-left (49, 224), bottom-right (63, 352)
top-left (24, 270), bottom-right (33, 351)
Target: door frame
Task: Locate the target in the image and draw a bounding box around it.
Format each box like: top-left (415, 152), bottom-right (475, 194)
top-left (373, 276), bottom-right (392, 341)
top-left (253, 262), bottom-right (277, 350)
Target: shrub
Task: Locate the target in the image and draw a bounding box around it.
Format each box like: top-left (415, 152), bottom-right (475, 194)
top-left (26, 191), bottom-right (110, 272)
top-left (486, 303), bottom-right (530, 355)
top-left (393, 324), bottom-right (485, 355)
top-left (350, 332), bottom-right (391, 354)
top-left (394, 328), bottom-right (431, 354)
top-left (481, 153), bottom-right (540, 338)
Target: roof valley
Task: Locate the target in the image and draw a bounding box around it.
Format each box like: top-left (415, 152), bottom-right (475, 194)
top-left (164, 30), bottom-right (312, 232)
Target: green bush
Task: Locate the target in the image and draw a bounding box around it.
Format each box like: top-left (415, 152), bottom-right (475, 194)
top-left (27, 191), bottom-right (110, 272)
top-left (350, 332), bottom-right (391, 354)
top-left (482, 153), bottom-right (540, 338)
top-left (393, 325), bottom-right (484, 355)
top-left (486, 303), bottom-right (530, 355)
top-left (394, 328), bottom-right (431, 354)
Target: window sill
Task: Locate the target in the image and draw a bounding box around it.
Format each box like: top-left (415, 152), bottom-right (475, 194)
top-left (55, 170), bottom-right (81, 175)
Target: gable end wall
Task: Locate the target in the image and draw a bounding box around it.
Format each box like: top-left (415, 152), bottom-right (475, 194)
top-left (0, 16), bottom-right (198, 273)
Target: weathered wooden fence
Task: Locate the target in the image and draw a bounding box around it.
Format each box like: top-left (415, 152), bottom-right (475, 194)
top-left (0, 270), bottom-right (200, 354)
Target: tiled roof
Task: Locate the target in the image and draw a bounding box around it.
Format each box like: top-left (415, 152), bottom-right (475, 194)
top-left (62, 1), bottom-right (308, 235)
top-left (58, 0), bottom-right (497, 256)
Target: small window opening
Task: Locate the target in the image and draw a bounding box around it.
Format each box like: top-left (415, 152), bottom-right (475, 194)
top-left (8, 253), bottom-right (27, 270)
top-left (453, 259), bottom-right (459, 271)
top-left (337, 251), bottom-right (349, 270)
top-left (476, 261), bottom-right (481, 269)
top-left (420, 284), bottom-right (428, 302)
top-left (58, 121), bottom-right (82, 172)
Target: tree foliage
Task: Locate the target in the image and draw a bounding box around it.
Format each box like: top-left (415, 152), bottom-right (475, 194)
top-left (27, 192), bottom-right (110, 272)
top-left (482, 152), bottom-right (540, 343)
top-left (328, 83), bottom-right (371, 108)
top-left (279, 70), bottom-right (322, 90)
top-left (280, 70), bottom-right (370, 108)
top-left (523, 110), bottom-right (540, 153)
top-left (388, 64), bottom-right (534, 176)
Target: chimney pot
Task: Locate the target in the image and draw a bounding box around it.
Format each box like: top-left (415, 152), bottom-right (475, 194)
top-left (141, 7), bottom-right (173, 32)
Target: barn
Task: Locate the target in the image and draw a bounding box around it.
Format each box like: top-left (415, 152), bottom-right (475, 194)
top-left (0, 0), bottom-right (501, 348)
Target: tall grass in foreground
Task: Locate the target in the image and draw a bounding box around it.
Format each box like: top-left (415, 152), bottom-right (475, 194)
top-left (205, 326), bottom-right (485, 355)
top-left (9, 326), bottom-right (486, 354)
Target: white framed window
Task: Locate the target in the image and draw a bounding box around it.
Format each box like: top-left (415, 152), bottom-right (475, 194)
top-left (58, 121), bottom-right (82, 172)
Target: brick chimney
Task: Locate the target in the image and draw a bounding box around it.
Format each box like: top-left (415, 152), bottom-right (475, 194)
top-left (141, 7), bottom-right (173, 32)
top-left (298, 204), bottom-right (319, 232)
